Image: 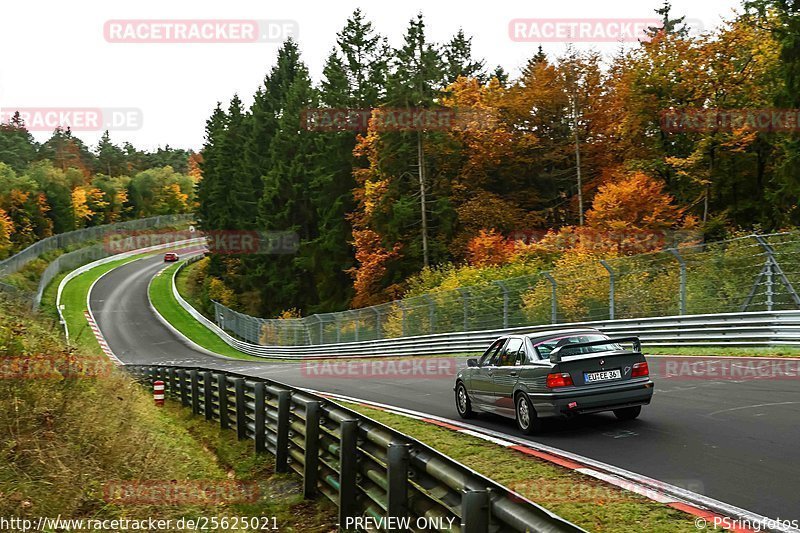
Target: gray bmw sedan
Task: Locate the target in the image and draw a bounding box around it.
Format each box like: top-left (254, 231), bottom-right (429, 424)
top-left (454, 329), bottom-right (654, 434)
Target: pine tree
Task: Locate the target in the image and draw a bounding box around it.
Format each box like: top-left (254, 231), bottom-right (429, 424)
top-left (646, 1), bottom-right (689, 38)
top-left (443, 29), bottom-right (486, 84)
top-left (95, 131), bottom-right (127, 177)
top-left (491, 65), bottom-right (509, 87)
top-left (0, 112), bottom-right (37, 173)
top-left (257, 61), bottom-right (321, 315)
top-left (196, 104), bottom-right (228, 230)
top-left (335, 9), bottom-right (390, 106)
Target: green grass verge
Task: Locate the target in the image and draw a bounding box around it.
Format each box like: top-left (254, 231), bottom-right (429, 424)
top-left (341, 401), bottom-right (721, 533)
top-left (60, 254), bottom-right (154, 353)
top-left (149, 261), bottom-right (261, 361)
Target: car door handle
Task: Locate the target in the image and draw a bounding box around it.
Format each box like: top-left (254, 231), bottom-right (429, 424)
top-left (510, 372), bottom-right (518, 377)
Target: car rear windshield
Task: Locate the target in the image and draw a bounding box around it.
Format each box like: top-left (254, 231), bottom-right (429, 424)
top-left (534, 334), bottom-right (622, 359)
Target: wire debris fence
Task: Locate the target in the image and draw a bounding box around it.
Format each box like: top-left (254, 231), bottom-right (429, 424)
top-left (212, 233), bottom-right (800, 347)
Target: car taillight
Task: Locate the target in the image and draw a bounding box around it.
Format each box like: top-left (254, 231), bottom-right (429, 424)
top-left (546, 373), bottom-right (574, 388)
top-left (632, 362), bottom-right (649, 378)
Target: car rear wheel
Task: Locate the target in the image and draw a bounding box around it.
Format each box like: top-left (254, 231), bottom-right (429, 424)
top-left (455, 382), bottom-right (473, 419)
top-left (613, 406), bottom-right (642, 421)
top-left (515, 394), bottom-right (542, 435)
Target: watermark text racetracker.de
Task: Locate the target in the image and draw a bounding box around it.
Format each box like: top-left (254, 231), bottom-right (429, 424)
top-left (656, 357), bottom-right (800, 381)
top-left (510, 478), bottom-right (704, 504)
top-left (103, 480), bottom-right (260, 505)
top-left (104, 19), bottom-right (298, 43)
top-left (508, 18), bottom-right (705, 43)
top-left (0, 108), bottom-right (142, 132)
top-left (104, 229), bottom-right (300, 255)
top-left (0, 515), bottom-right (280, 532)
top-left (300, 107), bottom-right (498, 132)
top-left (661, 108), bottom-right (800, 133)
top-left (0, 355), bottom-right (112, 380)
top-left (301, 358), bottom-right (457, 380)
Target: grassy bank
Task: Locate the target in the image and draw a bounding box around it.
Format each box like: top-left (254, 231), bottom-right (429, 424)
top-left (149, 260), bottom-right (259, 360)
top-left (59, 254), bottom-right (153, 352)
top-left (0, 294), bottom-right (336, 530)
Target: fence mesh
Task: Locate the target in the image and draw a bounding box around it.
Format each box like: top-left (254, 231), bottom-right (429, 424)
top-left (0, 214), bottom-right (194, 308)
top-left (212, 232), bottom-right (800, 347)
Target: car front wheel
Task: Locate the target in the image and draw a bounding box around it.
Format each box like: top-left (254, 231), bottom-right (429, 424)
top-left (455, 382), bottom-right (473, 419)
top-left (613, 406), bottom-right (642, 421)
top-left (515, 394), bottom-right (542, 435)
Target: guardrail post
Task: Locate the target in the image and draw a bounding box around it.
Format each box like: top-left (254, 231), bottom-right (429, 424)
top-left (234, 378), bottom-right (247, 440)
top-left (303, 401), bottom-right (321, 498)
top-left (190, 370), bottom-right (200, 415)
top-left (203, 371), bottom-right (214, 421)
top-left (217, 373), bottom-right (229, 429)
top-left (543, 272), bottom-right (558, 324)
top-left (179, 369), bottom-right (190, 407)
top-left (599, 260), bottom-right (615, 320)
top-left (462, 490), bottom-right (490, 533)
top-left (338, 420), bottom-right (359, 527)
top-left (669, 249), bottom-right (687, 315)
top-left (254, 382), bottom-right (266, 453)
top-left (275, 390), bottom-right (291, 473)
top-left (387, 443), bottom-right (410, 522)
top-left (168, 367), bottom-right (178, 398)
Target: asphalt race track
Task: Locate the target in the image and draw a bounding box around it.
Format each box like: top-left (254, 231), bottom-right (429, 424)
top-left (90, 252), bottom-right (800, 521)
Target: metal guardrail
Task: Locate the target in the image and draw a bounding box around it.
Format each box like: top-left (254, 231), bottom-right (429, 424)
top-left (170, 259), bottom-right (800, 358)
top-left (126, 364), bottom-right (584, 533)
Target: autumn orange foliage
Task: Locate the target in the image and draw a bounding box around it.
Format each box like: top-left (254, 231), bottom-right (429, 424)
top-left (466, 229), bottom-right (515, 267)
top-left (348, 229), bottom-right (402, 308)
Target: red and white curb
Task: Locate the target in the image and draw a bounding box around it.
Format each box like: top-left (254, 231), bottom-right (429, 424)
top-left (315, 390), bottom-right (796, 533)
top-left (84, 310), bottom-right (123, 366)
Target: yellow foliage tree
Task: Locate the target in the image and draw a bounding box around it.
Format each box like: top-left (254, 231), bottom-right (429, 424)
top-left (0, 207), bottom-right (12, 257)
top-left (466, 229), bottom-right (515, 267)
top-left (71, 187), bottom-right (92, 228)
top-left (586, 172), bottom-right (681, 232)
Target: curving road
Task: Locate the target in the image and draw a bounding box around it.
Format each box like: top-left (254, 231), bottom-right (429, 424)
top-left (90, 252), bottom-right (800, 521)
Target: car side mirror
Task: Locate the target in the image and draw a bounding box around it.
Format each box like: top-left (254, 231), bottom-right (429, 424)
top-left (549, 347), bottom-right (563, 364)
top-left (467, 359), bottom-right (478, 368)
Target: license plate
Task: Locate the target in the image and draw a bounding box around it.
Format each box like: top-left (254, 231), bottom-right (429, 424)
top-left (584, 369), bottom-right (622, 383)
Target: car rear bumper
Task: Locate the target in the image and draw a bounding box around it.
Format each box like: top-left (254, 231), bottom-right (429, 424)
top-left (529, 380), bottom-right (654, 418)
